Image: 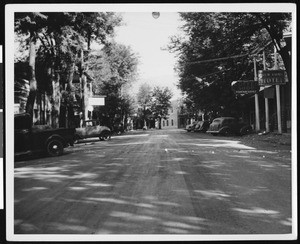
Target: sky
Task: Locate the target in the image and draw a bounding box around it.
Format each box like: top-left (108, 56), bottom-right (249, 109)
top-left (113, 12), bottom-right (184, 99)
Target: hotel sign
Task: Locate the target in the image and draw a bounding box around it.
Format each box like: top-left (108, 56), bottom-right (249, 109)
top-left (231, 80), bottom-right (259, 95)
top-left (258, 70), bottom-right (286, 86)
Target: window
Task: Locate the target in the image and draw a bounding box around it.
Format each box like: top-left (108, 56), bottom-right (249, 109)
top-left (163, 121), bottom-right (165, 127)
top-left (167, 120), bottom-right (169, 126)
top-left (171, 119), bottom-right (174, 126)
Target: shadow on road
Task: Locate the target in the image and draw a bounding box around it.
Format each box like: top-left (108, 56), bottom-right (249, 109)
top-left (14, 131), bottom-right (292, 235)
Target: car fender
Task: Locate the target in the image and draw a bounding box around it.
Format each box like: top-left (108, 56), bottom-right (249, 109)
top-left (100, 129), bottom-right (111, 136)
top-left (219, 126), bottom-right (230, 134)
top-left (74, 133), bottom-right (83, 143)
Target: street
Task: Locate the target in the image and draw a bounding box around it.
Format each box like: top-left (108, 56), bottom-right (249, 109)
top-left (14, 129), bottom-right (292, 235)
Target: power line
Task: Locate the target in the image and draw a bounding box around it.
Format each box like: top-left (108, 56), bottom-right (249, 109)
top-left (186, 41), bottom-right (273, 65)
top-left (194, 68), bottom-right (231, 80)
top-left (187, 53), bottom-right (248, 65)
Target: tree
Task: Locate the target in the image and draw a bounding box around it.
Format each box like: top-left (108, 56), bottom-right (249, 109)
top-left (88, 42), bottom-right (139, 92)
top-left (14, 12), bottom-right (122, 127)
top-left (168, 12), bottom-right (292, 118)
top-left (119, 93), bottom-right (135, 130)
top-left (15, 12), bottom-right (48, 118)
top-left (150, 86), bottom-right (173, 129)
top-left (253, 13), bottom-right (292, 82)
top-left (42, 12), bottom-right (122, 127)
top-left (87, 42), bottom-right (139, 128)
top-left (72, 12), bottom-right (122, 50)
top-left (136, 83), bottom-right (152, 128)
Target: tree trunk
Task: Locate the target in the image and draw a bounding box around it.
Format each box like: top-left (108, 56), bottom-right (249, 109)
top-left (59, 105), bottom-right (66, 128)
top-left (82, 75), bottom-right (88, 121)
top-left (124, 114), bottom-right (128, 131)
top-left (278, 46), bottom-right (291, 83)
top-left (51, 71), bottom-right (61, 128)
top-left (66, 61), bottom-right (75, 91)
top-left (278, 46), bottom-right (291, 133)
top-left (25, 36), bottom-right (37, 119)
top-left (68, 105), bottom-right (75, 128)
top-left (65, 61), bottom-right (76, 128)
top-left (158, 117), bottom-right (162, 129)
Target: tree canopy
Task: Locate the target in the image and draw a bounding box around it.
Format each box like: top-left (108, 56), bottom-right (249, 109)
top-left (137, 83), bottom-right (152, 108)
top-left (14, 12), bottom-right (123, 126)
top-left (150, 86), bottom-right (173, 129)
top-left (136, 83), bottom-right (153, 127)
top-left (86, 42), bottom-right (139, 128)
top-left (168, 12), bottom-right (292, 119)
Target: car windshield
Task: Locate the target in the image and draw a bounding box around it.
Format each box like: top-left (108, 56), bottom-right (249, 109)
top-left (224, 119), bottom-right (235, 123)
top-left (86, 121), bottom-right (93, 126)
top-left (213, 119), bottom-right (221, 123)
top-left (84, 120), bottom-right (98, 126)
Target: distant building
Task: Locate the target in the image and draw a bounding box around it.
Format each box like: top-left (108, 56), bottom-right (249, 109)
top-left (161, 99), bottom-right (179, 129)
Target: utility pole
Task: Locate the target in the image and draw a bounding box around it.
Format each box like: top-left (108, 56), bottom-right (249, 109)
top-left (80, 49), bottom-right (87, 122)
top-left (254, 56), bottom-right (260, 132)
top-left (263, 51), bottom-right (270, 132)
top-left (274, 48), bottom-right (282, 134)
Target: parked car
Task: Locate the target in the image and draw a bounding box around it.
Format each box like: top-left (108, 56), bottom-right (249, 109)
top-left (74, 119), bottom-right (111, 142)
top-left (185, 121), bottom-right (198, 132)
top-left (186, 120), bottom-right (210, 133)
top-left (206, 117), bottom-right (252, 136)
top-left (194, 120), bottom-right (210, 132)
top-left (15, 113), bottom-right (75, 157)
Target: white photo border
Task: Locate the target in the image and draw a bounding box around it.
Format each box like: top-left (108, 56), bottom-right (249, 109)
top-left (5, 3), bottom-right (297, 242)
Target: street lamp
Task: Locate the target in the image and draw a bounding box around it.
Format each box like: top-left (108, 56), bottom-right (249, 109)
top-left (152, 12), bottom-right (160, 19)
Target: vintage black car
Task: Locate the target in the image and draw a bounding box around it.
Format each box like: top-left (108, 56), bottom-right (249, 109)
top-left (15, 113), bottom-right (75, 157)
top-left (194, 120), bottom-right (210, 132)
top-left (186, 120), bottom-right (210, 133)
top-left (74, 119), bottom-right (111, 142)
top-left (206, 117), bottom-right (252, 136)
top-left (185, 121), bottom-right (198, 132)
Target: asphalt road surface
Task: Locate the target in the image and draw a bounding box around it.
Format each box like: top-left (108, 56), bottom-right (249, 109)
top-left (14, 129), bottom-right (292, 235)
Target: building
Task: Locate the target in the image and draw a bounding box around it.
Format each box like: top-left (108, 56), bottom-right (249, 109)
top-left (160, 99), bottom-right (180, 129)
top-left (249, 33), bottom-right (291, 133)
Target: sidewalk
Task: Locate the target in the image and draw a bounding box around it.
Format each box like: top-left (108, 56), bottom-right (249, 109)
top-left (240, 131), bottom-right (292, 152)
top-left (248, 132), bottom-right (291, 145)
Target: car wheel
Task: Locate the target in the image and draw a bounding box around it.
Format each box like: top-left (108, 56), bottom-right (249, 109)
top-left (99, 131), bottom-right (111, 141)
top-left (222, 128), bottom-right (230, 136)
top-left (240, 126), bottom-right (252, 136)
top-left (46, 139), bottom-right (64, 157)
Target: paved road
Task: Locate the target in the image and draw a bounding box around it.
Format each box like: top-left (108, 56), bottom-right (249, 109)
top-left (14, 129), bottom-right (292, 235)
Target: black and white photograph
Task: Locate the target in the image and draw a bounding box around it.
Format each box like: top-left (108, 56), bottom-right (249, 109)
top-left (4, 2), bottom-right (297, 242)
